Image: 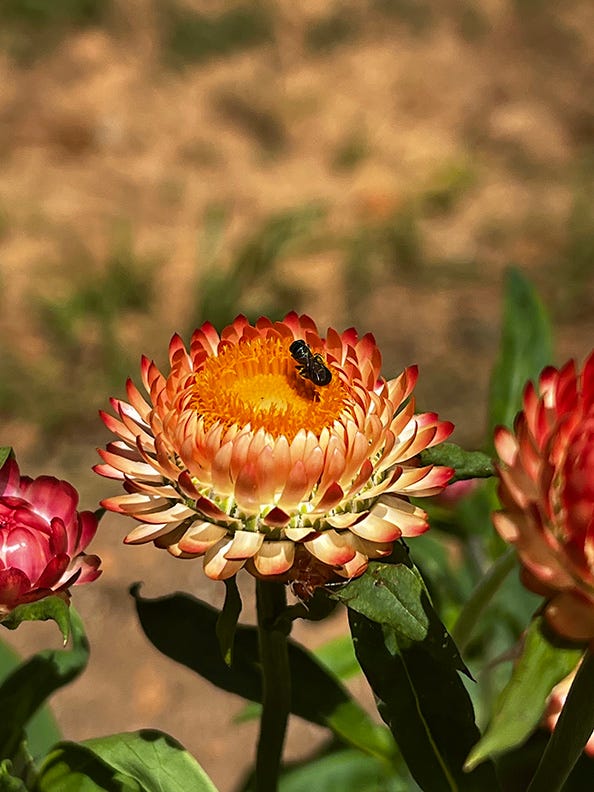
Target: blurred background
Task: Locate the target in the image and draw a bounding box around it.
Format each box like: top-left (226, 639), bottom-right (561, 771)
top-left (0, 0), bottom-right (592, 788)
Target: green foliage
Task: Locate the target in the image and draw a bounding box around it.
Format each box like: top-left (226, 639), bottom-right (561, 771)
top-left (526, 650), bottom-right (594, 792)
top-left (0, 607), bottom-right (88, 760)
top-left (0, 596), bottom-right (71, 642)
top-left (349, 608), bottom-right (498, 790)
top-left (419, 443), bottom-right (494, 481)
top-left (0, 0), bottom-right (105, 26)
top-left (163, 2), bottom-right (274, 67)
top-left (467, 617), bottom-right (583, 770)
top-left (488, 268), bottom-right (553, 439)
top-left (190, 203), bottom-right (325, 332)
top-left (0, 641), bottom-right (61, 762)
top-left (304, 10), bottom-right (359, 53)
top-left (216, 577), bottom-right (242, 667)
top-left (331, 129), bottom-right (369, 172)
top-left (36, 731), bottom-right (219, 792)
top-left (131, 586), bottom-right (396, 763)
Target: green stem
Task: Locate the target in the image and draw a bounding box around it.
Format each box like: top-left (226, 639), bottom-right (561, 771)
top-left (451, 548), bottom-right (516, 652)
top-left (255, 579), bottom-right (291, 792)
top-left (527, 648), bottom-right (594, 792)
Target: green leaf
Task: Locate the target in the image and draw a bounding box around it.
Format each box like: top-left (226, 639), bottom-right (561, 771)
top-left (1, 597), bottom-right (71, 644)
top-left (131, 586), bottom-right (396, 762)
top-left (216, 576), bottom-right (242, 666)
top-left (314, 634), bottom-right (361, 681)
top-left (467, 617), bottom-right (583, 771)
top-left (36, 731), bottom-right (219, 792)
top-left (0, 639), bottom-right (61, 760)
top-left (526, 649), bottom-right (594, 792)
top-left (419, 444), bottom-right (494, 481)
top-left (0, 447), bottom-right (12, 469)
top-left (488, 268), bottom-right (553, 439)
top-left (277, 749), bottom-right (409, 792)
top-left (0, 607), bottom-right (88, 759)
top-left (331, 549), bottom-right (469, 677)
top-left (349, 610), bottom-right (500, 791)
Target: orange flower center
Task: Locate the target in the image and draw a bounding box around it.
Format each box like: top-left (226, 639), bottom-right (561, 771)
top-left (191, 336), bottom-right (347, 440)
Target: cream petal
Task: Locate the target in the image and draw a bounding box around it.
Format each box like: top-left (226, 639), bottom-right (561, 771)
top-left (178, 522), bottom-right (228, 554)
top-left (224, 530), bottom-right (265, 560)
top-left (336, 552), bottom-right (369, 579)
top-left (234, 462), bottom-right (262, 514)
top-left (132, 502), bottom-right (195, 524)
top-left (325, 512), bottom-right (361, 529)
top-left (203, 539), bottom-right (246, 580)
top-left (315, 481), bottom-right (345, 512)
top-left (376, 496), bottom-right (428, 536)
top-left (101, 493), bottom-right (171, 515)
top-left (284, 526), bottom-right (316, 541)
top-left (348, 512), bottom-right (402, 543)
top-left (253, 541), bottom-right (296, 576)
top-left (279, 460), bottom-right (310, 509)
top-left (304, 530), bottom-right (357, 565)
top-left (124, 522), bottom-right (183, 544)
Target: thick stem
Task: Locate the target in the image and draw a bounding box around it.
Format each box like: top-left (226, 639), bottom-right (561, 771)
top-left (451, 548), bottom-right (516, 652)
top-left (255, 579), bottom-right (291, 792)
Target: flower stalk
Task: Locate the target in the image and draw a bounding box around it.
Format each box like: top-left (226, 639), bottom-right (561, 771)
top-left (255, 578), bottom-right (291, 792)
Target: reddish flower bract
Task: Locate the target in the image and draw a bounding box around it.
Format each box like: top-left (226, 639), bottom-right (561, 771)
top-left (0, 458), bottom-right (101, 615)
top-left (494, 352), bottom-right (594, 640)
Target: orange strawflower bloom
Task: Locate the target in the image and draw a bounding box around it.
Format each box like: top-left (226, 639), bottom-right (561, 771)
top-left (95, 314), bottom-right (453, 584)
top-left (494, 353), bottom-right (594, 640)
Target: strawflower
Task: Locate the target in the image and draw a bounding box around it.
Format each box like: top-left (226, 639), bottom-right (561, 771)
top-left (95, 314), bottom-right (453, 585)
top-left (0, 457), bottom-right (101, 616)
top-left (494, 352), bottom-right (594, 640)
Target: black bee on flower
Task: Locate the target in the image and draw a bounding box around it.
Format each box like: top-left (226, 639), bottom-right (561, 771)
top-left (289, 340), bottom-right (332, 387)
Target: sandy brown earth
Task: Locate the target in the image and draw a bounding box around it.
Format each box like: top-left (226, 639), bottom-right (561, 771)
top-left (1, 1), bottom-right (593, 789)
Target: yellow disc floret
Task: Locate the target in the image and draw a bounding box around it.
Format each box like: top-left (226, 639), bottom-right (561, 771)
top-left (191, 336), bottom-right (346, 440)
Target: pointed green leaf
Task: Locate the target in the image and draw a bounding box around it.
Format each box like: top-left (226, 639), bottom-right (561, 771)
top-left (488, 268), bottom-right (553, 438)
top-left (0, 608), bottom-right (88, 759)
top-left (216, 576), bottom-right (242, 666)
top-left (38, 731), bottom-right (218, 792)
top-left (331, 551), bottom-right (469, 677)
top-left (131, 586), bottom-right (395, 762)
top-left (419, 444), bottom-right (494, 481)
top-left (466, 617), bottom-right (583, 770)
top-left (349, 610), bottom-right (499, 791)
top-left (1, 597), bottom-right (71, 644)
